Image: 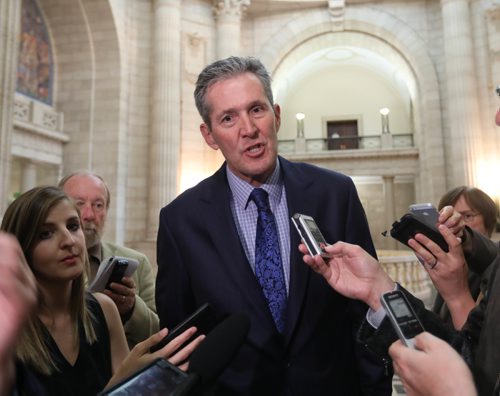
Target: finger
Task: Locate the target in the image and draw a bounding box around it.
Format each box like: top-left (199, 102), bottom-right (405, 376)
top-left (408, 239), bottom-right (435, 263)
top-left (388, 339), bottom-right (405, 360)
top-left (160, 327), bottom-right (198, 357)
top-left (437, 224), bottom-right (462, 249)
top-left (177, 361), bottom-right (189, 372)
top-left (120, 276), bottom-right (136, 288)
top-left (133, 328), bottom-right (169, 355)
top-left (438, 205), bottom-right (454, 223)
top-left (107, 282), bottom-right (132, 294)
top-left (309, 254), bottom-right (331, 276)
top-left (298, 243), bottom-right (309, 255)
top-left (167, 334), bottom-right (205, 366)
top-left (413, 331), bottom-right (446, 352)
top-left (102, 289), bottom-right (126, 307)
top-left (412, 233), bottom-right (446, 259)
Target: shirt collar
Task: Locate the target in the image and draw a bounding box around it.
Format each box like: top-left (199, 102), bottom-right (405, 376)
top-left (226, 159), bottom-right (283, 210)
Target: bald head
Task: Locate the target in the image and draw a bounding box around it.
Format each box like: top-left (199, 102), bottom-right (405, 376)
top-left (59, 172), bottom-right (109, 249)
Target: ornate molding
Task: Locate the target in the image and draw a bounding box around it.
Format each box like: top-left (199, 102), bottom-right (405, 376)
top-left (213, 0), bottom-right (251, 20)
top-left (183, 32), bottom-right (207, 83)
top-left (329, 0), bottom-right (345, 30)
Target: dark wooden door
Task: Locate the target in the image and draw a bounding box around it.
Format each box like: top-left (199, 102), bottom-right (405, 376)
top-left (327, 120), bottom-right (358, 150)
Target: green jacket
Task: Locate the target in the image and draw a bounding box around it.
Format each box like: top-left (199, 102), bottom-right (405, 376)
top-left (102, 241), bottom-right (159, 347)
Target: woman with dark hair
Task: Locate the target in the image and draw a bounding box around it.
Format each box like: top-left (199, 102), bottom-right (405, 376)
top-left (434, 186), bottom-right (498, 326)
top-left (438, 186), bottom-right (497, 238)
top-left (1, 186), bottom-right (203, 395)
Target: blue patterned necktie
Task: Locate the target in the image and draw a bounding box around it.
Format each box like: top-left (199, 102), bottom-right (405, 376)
top-left (250, 188), bottom-right (287, 333)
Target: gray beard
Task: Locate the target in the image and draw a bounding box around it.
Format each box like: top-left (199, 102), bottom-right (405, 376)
top-left (84, 229), bottom-right (101, 249)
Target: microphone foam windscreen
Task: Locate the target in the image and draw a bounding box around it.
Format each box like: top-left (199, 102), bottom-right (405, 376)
top-left (188, 313), bottom-right (250, 386)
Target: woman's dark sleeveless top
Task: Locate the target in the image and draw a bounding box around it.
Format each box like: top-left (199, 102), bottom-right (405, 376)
top-left (32, 293), bottom-right (112, 395)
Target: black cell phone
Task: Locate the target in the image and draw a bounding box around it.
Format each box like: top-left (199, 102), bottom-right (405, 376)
top-left (380, 290), bottom-right (425, 349)
top-left (150, 303), bottom-right (218, 353)
top-left (105, 259), bottom-right (128, 289)
top-left (389, 212), bottom-right (449, 252)
top-left (291, 213), bottom-right (330, 257)
top-left (98, 358), bottom-right (193, 396)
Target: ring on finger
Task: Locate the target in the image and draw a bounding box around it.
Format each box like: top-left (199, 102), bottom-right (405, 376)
top-left (429, 257), bottom-right (438, 269)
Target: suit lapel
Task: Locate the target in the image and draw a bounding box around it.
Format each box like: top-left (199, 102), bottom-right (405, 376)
top-left (199, 165), bottom-right (279, 331)
top-left (280, 158), bottom-right (316, 344)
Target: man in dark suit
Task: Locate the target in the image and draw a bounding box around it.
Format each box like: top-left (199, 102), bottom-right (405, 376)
top-left (155, 56), bottom-right (391, 395)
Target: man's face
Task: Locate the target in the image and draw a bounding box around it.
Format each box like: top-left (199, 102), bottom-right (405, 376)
top-left (200, 72), bottom-right (281, 187)
top-left (62, 175), bottom-right (108, 249)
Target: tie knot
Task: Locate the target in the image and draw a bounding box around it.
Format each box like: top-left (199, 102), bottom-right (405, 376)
top-left (250, 188), bottom-right (270, 211)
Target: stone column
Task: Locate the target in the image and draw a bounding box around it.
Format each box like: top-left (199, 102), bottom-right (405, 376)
top-left (148, 0), bottom-right (181, 239)
top-left (0, 0), bottom-right (21, 214)
top-left (213, 0), bottom-right (250, 59)
top-left (21, 161), bottom-right (37, 192)
top-left (383, 176), bottom-right (398, 249)
top-left (441, 0), bottom-right (481, 186)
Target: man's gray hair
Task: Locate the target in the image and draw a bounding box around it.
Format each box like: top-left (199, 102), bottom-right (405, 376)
top-left (194, 56), bottom-right (274, 128)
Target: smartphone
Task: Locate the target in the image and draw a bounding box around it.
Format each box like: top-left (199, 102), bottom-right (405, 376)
top-left (409, 203), bottom-right (439, 228)
top-left (291, 213), bottom-right (330, 257)
top-left (98, 358), bottom-right (193, 396)
top-left (389, 212), bottom-right (449, 252)
top-left (150, 303), bottom-right (218, 353)
top-left (380, 290), bottom-right (424, 349)
top-left (105, 259), bottom-right (128, 289)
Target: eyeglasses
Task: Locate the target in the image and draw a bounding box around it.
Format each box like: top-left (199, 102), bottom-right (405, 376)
top-left (462, 212), bottom-right (479, 223)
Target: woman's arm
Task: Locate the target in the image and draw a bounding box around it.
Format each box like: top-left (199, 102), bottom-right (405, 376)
top-left (93, 292), bottom-right (129, 374)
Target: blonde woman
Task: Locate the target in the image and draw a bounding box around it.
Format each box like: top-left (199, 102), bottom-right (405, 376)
top-left (1, 186), bottom-right (203, 395)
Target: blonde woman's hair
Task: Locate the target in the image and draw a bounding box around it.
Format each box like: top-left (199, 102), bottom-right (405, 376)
top-left (1, 186), bottom-right (97, 374)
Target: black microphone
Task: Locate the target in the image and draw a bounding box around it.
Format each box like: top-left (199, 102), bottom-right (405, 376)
top-left (100, 313), bottom-right (249, 396)
top-left (175, 313), bottom-right (250, 395)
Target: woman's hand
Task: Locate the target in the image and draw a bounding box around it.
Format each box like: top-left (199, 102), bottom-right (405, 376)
top-left (106, 326), bottom-right (205, 389)
top-left (408, 224), bottom-right (474, 329)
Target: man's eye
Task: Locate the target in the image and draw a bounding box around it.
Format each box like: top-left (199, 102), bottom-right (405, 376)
top-left (222, 115), bottom-right (233, 123)
top-left (93, 202), bottom-right (105, 211)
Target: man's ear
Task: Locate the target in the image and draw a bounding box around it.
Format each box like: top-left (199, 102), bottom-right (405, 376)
top-left (200, 123), bottom-right (219, 150)
top-left (274, 104), bottom-right (281, 133)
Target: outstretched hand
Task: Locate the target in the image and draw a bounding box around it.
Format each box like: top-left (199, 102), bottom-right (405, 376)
top-left (389, 332), bottom-right (477, 396)
top-left (0, 232), bottom-right (38, 396)
top-left (299, 241), bottom-right (395, 310)
top-left (107, 326), bottom-right (205, 389)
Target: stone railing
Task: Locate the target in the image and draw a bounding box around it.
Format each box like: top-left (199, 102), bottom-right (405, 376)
top-left (377, 249), bottom-right (435, 308)
top-left (13, 93), bottom-right (64, 133)
top-left (278, 133), bottom-right (414, 154)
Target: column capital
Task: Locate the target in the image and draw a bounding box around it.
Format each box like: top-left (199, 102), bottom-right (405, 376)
top-left (213, 0), bottom-right (251, 20)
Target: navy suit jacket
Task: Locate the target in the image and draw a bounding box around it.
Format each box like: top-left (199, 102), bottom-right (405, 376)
top-left (156, 157), bottom-right (391, 395)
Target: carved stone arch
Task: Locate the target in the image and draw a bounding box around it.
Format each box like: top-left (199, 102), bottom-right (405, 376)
top-left (257, 7), bottom-right (446, 204)
top-left (40, 0), bottom-right (123, 240)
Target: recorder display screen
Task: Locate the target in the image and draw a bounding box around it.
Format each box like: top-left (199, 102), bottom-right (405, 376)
top-left (388, 297), bottom-right (412, 319)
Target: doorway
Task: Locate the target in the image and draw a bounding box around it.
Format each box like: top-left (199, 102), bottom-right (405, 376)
top-left (326, 120), bottom-right (359, 150)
